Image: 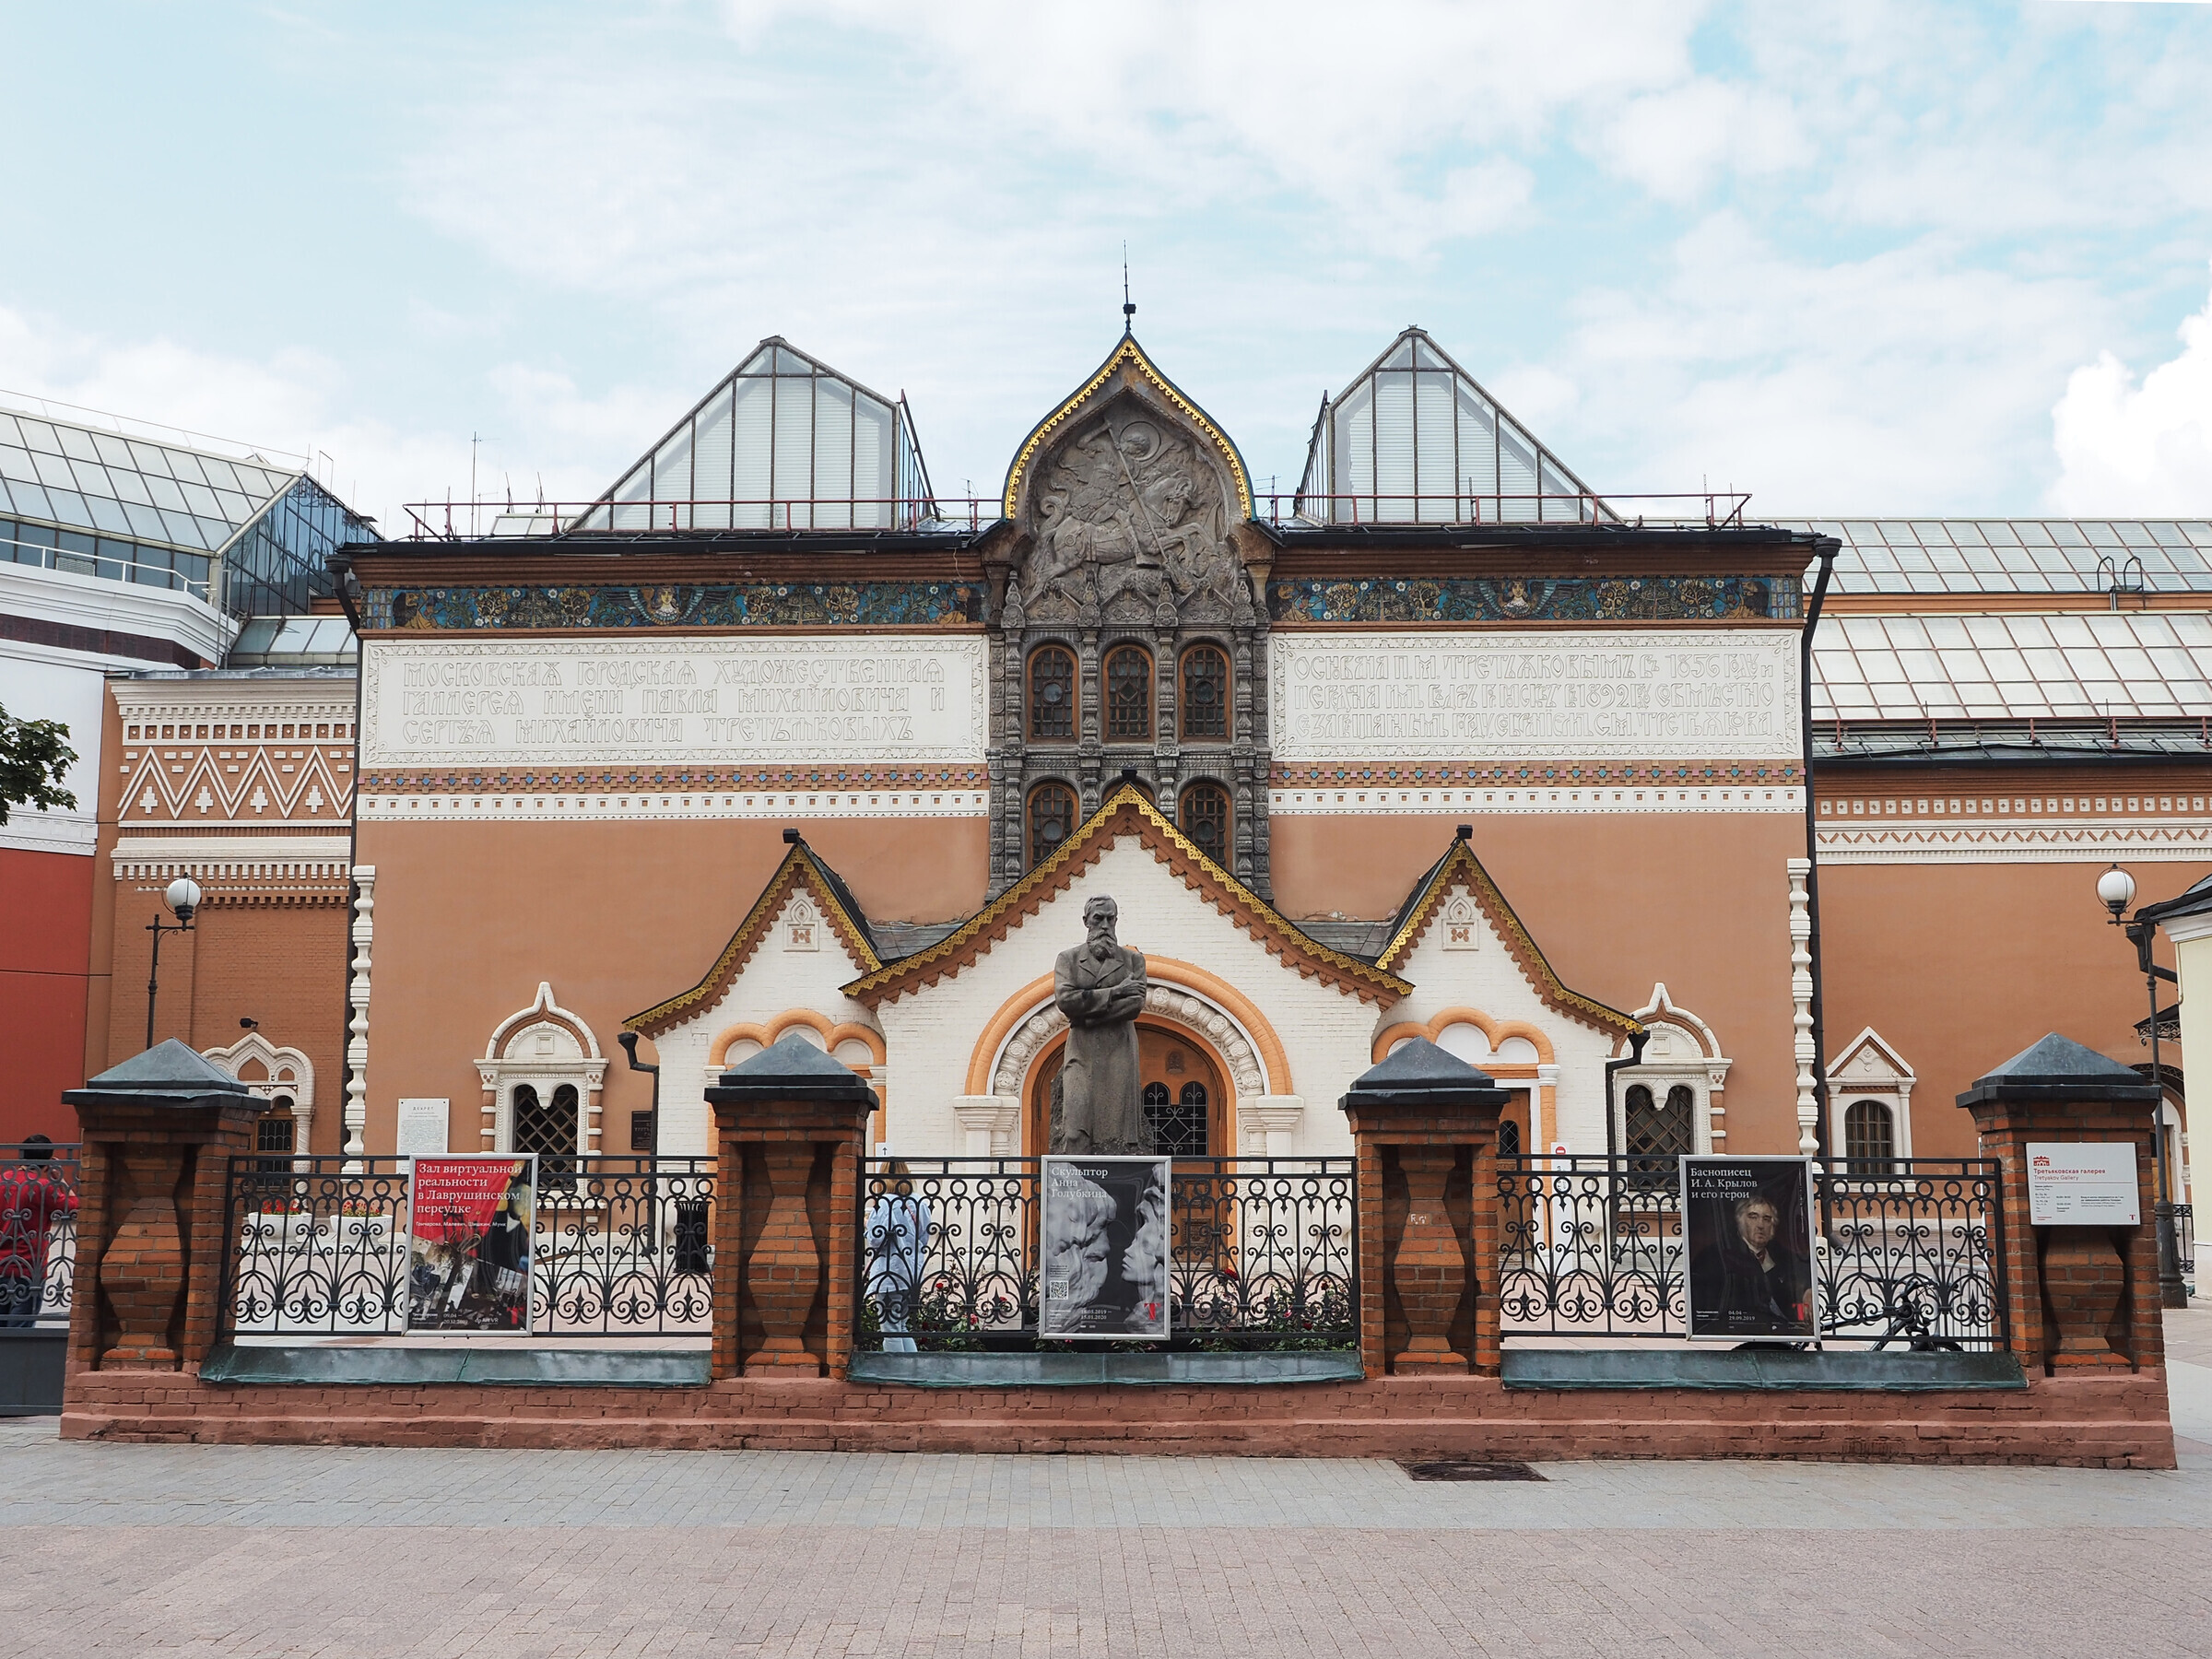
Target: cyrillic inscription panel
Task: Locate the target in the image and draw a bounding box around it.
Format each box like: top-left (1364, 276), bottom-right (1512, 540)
top-left (1269, 629), bottom-right (1800, 761)
top-left (361, 637), bottom-right (988, 767)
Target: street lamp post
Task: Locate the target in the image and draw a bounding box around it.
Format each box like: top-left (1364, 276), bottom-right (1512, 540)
top-left (144, 877), bottom-right (202, 1053)
top-left (2098, 863), bottom-right (2191, 1309)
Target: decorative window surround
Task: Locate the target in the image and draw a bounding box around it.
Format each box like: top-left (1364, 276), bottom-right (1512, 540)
top-left (1827, 1028), bottom-right (1916, 1160)
top-left (202, 1031), bottom-right (316, 1160)
top-left (476, 982), bottom-right (607, 1155)
top-left (1610, 983), bottom-right (1732, 1153)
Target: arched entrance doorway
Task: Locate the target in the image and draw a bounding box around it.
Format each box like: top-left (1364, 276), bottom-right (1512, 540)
top-left (1024, 1018), bottom-right (1230, 1158)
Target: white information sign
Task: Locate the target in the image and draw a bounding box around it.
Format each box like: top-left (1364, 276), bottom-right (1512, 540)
top-left (394, 1098), bottom-right (452, 1158)
top-left (1268, 629), bottom-right (1801, 761)
top-left (2026, 1142), bottom-right (2141, 1225)
top-left (361, 636), bottom-right (988, 768)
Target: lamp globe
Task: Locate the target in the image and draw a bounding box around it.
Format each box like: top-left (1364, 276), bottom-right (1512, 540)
top-left (2096, 863), bottom-right (2136, 921)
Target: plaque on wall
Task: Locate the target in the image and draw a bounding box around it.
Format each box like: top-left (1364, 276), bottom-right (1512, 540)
top-left (2027, 1142), bottom-right (2141, 1225)
top-left (361, 636), bottom-right (988, 769)
top-left (1268, 629), bottom-right (1801, 762)
top-left (394, 1098), bottom-right (450, 1158)
top-left (1039, 1156), bottom-right (1171, 1339)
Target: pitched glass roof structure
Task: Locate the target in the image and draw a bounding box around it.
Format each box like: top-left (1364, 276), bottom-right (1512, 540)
top-left (1811, 611), bottom-right (2212, 723)
top-left (1781, 518), bottom-right (2212, 595)
top-left (225, 615), bottom-right (358, 666)
top-left (1296, 328), bottom-right (1608, 525)
top-left (0, 396), bottom-right (375, 618)
top-left (576, 338), bottom-right (935, 533)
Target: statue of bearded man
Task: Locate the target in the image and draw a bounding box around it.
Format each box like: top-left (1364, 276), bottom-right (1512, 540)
top-left (1050, 895), bottom-right (1149, 1154)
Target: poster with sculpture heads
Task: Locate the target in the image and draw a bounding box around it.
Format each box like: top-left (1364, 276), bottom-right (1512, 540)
top-left (1040, 1156), bottom-right (1171, 1339)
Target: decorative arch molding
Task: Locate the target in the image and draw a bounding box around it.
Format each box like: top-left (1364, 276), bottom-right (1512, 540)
top-left (709, 1011), bottom-right (887, 1083)
top-left (989, 983), bottom-right (1265, 1102)
top-left (964, 955), bottom-right (1290, 1100)
top-left (202, 1031), bottom-right (315, 1153)
top-left (1608, 982), bottom-right (1732, 1154)
top-left (476, 982), bottom-right (608, 1155)
top-left (1372, 1005), bottom-right (1555, 1067)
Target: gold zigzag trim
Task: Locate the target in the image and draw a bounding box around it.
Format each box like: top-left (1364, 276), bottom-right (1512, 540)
top-left (625, 846), bottom-right (882, 1036)
top-left (1001, 336), bottom-right (1253, 522)
top-left (842, 783), bottom-right (1406, 1002)
top-left (1376, 841), bottom-right (1642, 1038)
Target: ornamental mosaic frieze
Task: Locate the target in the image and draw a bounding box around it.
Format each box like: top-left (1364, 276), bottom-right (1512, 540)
top-left (1269, 574), bottom-right (1799, 625)
top-left (360, 581), bottom-right (987, 632)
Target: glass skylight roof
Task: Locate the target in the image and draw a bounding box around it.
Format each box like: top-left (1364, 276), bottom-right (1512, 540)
top-left (1782, 519), bottom-right (2212, 594)
top-left (0, 407), bottom-right (294, 551)
top-left (1812, 611), bottom-right (2212, 722)
top-left (576, 338), bottom-right (935, 533)
top-left (1297, 328), bottom-right (1607, 525)
top-left (226, 615), bottom-right (358, 666)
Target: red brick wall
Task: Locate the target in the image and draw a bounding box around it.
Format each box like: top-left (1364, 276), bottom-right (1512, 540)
top-left (0, 844), bottom-right (94, 1140)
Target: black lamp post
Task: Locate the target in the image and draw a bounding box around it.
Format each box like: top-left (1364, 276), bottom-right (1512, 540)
top-left (144, 877), bottom-right (202, 1052)
top-left (2098, 863), bottom-right (2190, 1309)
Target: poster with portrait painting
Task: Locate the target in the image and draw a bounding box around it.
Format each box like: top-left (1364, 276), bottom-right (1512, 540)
top-left (1681, 1155), bottom-right (1818, 1342)
top-left (1040, 1156), bottom-right (1171, 1339)
top-left (406, 1155), bottom-right (535, 1332)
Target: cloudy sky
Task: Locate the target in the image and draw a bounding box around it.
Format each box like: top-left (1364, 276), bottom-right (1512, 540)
top-left (5, 0), bottom-right (2211, 532)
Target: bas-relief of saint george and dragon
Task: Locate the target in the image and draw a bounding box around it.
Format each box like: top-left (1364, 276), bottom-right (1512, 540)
top-left (1007, 404), bottom-right (1256, 630)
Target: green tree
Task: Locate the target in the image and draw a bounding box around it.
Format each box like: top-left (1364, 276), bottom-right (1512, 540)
top-left (0, 703), bottom-right (78, 825)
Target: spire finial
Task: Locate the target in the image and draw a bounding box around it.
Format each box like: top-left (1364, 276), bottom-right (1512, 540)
top-left (1122, 245), bottom-right (1135, 334)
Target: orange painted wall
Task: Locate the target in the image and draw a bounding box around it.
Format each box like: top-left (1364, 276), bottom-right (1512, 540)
top-left (1273, 810), bottom-right (1807, 1151)
top-left (354, 814), bottom-right (987, 1148)
top-left (0, 845), bottom-right (94, 1141)
top-left (1818, 858), bottom-right (2206, 1158)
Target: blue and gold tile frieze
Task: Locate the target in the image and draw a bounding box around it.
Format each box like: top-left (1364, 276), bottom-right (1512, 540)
top-left (1268, 574), bottom-right (1799, 625)
top-left (361, 582), bottom-right (987, 631)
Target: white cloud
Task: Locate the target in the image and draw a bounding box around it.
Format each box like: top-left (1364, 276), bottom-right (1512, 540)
top-left (1594, 81), bottom-right (1808, 204)
top-left (2050, 270), bottom-right (2212, 514)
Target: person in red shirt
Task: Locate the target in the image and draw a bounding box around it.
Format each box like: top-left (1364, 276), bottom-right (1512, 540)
top-left (1, 1135), bottom-right (78, 1327)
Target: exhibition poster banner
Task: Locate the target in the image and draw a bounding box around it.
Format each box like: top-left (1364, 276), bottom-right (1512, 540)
top-left (1040, 1157), bottom-right (1171, 1339)
top-left (406, 1155), bottom-right (535, 1332)
top-left (1682, 1155), bottom-right (1819, 1342)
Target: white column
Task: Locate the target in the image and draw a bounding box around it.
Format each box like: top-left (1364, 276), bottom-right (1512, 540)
top-left (1787, 856), bottom-right (1818, 1156)
top-left (343, 865), bottom-right (375, 1169)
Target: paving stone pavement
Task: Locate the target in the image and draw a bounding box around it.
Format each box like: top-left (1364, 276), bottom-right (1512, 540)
top-left (6, 1309), bottom-right (2209, 1659)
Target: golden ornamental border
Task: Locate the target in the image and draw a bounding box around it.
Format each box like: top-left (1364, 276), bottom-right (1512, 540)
top-left (1000, 337), bottom-right (1253, 523)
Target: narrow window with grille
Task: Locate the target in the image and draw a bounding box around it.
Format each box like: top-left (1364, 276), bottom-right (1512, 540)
top-left (1104, 645), bottom-right (1151, 741)
top-left (1180, 644), bottom-right (1229, 739)
top-left (1028, 645), bottom-right (1076, 740)
top-left (1844, 1100), bottom-right (1896, 1167)
top-left (1028, 781), bottom-right (1077, 870)
top-left (1180, 780), bottom-right (1230, 866)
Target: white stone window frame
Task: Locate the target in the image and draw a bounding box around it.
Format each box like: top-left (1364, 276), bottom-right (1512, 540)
top-left (202, 1031), bottom-right (316, 1161)
top-left (1610, 983), bottom-right (1731, 1156)
top-left (1827, 1027), bottom-right (1915, 1162)
top-left (476, 982), bottom-right (607, 1155)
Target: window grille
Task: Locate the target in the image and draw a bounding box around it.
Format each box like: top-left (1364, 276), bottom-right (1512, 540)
top-left (1180, 645), bottom-right (1229, 739)
top-left (1845, 1100), bottom-right (1897, 1165)
top-left (1180, 781), bottom-right (1230, 866)
top-left (1028, 782), bottom-right (1077, 870)
top-left (515, 1083), bottom-right (580, 1189)
top-left (1029, 646), bottom-right (1076, 739)
top-left (1498, 1118), bottom-right (1523, 1157)
top-left (1104, 646), bottom-right (1151, 741)
top-left (256, 1101), bottom-right (296, 1171)
top-left (1144, 1081), bottom-right (1209, 1157)
top-left (1623, 1082), bottom-right (1693, 1186)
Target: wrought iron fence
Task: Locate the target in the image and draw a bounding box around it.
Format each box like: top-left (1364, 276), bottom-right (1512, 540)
top-left (1498, 1156), bottom-right (2007, 1351)
top-left (220, 1156), bottom-right (713, 1338)
top-left (0, 1145), bottom-right (80, 1328)
top-left (856, 1158), bottom-right (1357, 1352)
top-left (2171, 1203), bottom-right (2195, 1277)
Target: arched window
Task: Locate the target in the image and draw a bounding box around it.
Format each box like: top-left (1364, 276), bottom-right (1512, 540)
top-left (1027, 781), bottom-right (1077, 870)
top-left (516, 1082), bottom-right (580, 1189)
top-left (1103, 645), bottom-right (1151, 741)
top-left (1623, 1082), bottom-right (1692, 1185)
top-left (1497, 1118), bottom-right (1522, 1157)
top-left (1143, 1081), bottom-right (1209, 1157)
top-left (257, 1095), bottom-right (296, 1171)
top-left (1179, 780), bottom-right (1230, 866)
top-left (1028, 645), bottom-right (1076, 740)
top-left (1180, 645), bottom-right (1229, 740)
top-left (1845, 1099), bottom-right (1896, 1167)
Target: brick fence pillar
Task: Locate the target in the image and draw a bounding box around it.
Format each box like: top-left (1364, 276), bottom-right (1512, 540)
top-left (703, 1032), bottom-right (877, 1380)
top-left (1956, 1032), bottom-right (2167, 1374)
top-left (60, 1040), bottom-right (264, 1373)
top-left (1339, 1038), bottom-right (1512, 1378)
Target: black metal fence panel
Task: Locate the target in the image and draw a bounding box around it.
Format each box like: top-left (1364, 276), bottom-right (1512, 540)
top-left (857, 1158), bottom-right (1357, 1351)
top-left (220, 1156), bottom-right (713, 1339)
top-left (1498, 1155), bottom-right (2007, 1351)
top-left (0, 1146), bottom-right (80, 1328)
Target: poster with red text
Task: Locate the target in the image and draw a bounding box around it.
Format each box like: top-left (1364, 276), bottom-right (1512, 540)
top-left (406, 1156), bottom-right (535, 1332)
